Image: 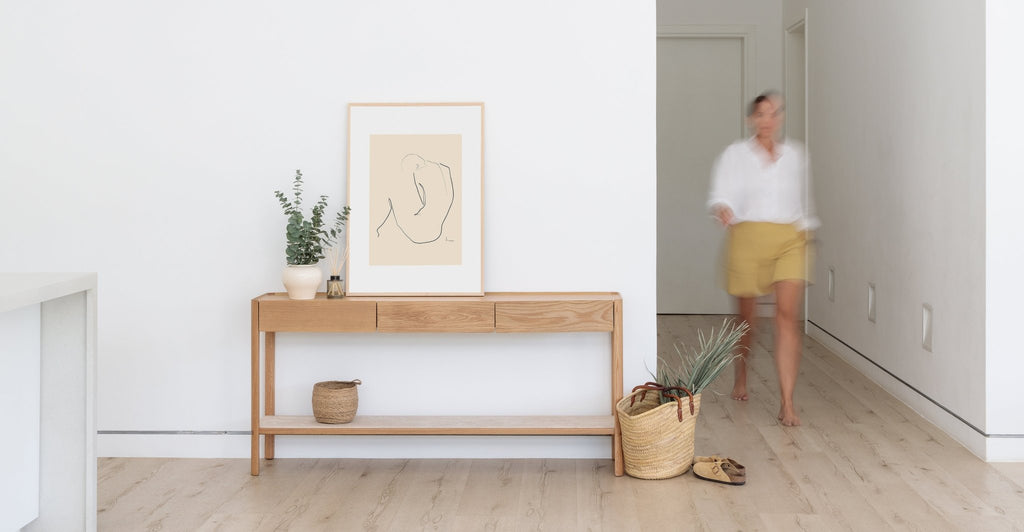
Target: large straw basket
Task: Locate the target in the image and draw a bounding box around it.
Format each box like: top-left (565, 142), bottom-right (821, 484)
top-left (615, 383), bottom-right (701, 479)
top-left (312, 379), bottom-right (361, 424)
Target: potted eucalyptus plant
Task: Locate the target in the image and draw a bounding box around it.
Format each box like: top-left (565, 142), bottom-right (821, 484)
top-left (274, 170), bottom-right (351, 300)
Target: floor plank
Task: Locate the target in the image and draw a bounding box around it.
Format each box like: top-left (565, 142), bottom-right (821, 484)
top-left (514, 459), bottom-right (578, 531)
top-left (386, 460), bottom-right (471, 531)
top-left (452, 459), bottom-right (524, 531)
top-left (281, 459), bottom-right (411, 531)
top-left (575, 459), bottom-right (642, 531)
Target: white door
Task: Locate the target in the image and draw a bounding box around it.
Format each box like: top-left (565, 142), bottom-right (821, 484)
top-left (657, 36), bottom-right (746, 314)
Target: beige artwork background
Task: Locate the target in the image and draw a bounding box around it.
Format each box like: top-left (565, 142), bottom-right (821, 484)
top-left (369, 134), bottom-right (462, 265)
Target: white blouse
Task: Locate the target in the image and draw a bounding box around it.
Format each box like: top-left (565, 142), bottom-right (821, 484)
top-left (707, 137), bottom-right (819, 230)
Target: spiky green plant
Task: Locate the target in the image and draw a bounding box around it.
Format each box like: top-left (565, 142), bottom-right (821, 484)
top-left (274, 170), bottom-right (351, 265)
top-left (651, 319), bottom-right (748, 400)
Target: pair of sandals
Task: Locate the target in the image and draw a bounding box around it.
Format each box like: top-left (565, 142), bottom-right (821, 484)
top-left (692, 455), bottom-right (746, 486)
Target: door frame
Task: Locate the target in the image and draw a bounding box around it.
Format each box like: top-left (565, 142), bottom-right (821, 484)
top-left (784, 10), bottom-right (811, 331)
top-left (784, 16), bottom-right (808, 146)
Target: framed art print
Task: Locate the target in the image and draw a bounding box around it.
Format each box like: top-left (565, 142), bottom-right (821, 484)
top-left (346, 102), bottom-right (484, 295)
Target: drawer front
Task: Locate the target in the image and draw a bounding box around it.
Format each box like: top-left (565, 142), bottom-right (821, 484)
top-left (377, 301), bottom-right (494, 332)
top-left (259, 300), bottom-right (377, 332)
top-left (495, 300), bottom-right (614, 332)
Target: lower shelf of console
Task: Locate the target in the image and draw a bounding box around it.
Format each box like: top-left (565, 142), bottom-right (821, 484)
top-left (260, 415), bottom-right (615, 435)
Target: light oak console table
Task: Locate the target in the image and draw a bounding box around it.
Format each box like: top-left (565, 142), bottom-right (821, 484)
top-left (251, 292), bottom-right (624, 476)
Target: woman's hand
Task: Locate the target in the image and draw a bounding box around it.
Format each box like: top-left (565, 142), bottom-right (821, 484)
top-left (713, 205), bottom-right (734, 227)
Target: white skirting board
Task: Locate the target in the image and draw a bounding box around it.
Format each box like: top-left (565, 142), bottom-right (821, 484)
top-left (807, 322), bottom-right (1024, 461)
top-left (98, 433), bottom-right (613, 460)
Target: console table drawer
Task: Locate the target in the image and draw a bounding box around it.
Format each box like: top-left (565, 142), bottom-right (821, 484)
top-left (378, 301), bottom-right (494, 332)
top-left (495, 300), bottom-right (614, 332)
top-left (258, 299), bottom-right (377, 332)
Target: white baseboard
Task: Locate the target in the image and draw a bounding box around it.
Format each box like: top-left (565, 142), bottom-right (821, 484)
top-left (98, 434), bottom-right (251, 458)
top-left (97, 433), bottom-right (612, 460)
top-left (808, 322), bottom-right (1024, 461)
top-left (986, 437), bottom-right (1024, 461)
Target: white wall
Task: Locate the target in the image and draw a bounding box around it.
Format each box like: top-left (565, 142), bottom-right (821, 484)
top-left (986, 0), bottom-right (1024, 453)
top-left (658, 0), bottom-right (783, 94)
top-left (782, 0), bottom-right (1010, 455)
top-left (0, 1), bottom-right (657, 458)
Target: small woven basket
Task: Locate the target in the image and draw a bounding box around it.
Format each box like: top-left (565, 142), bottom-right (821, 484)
top-left (312, 379), bottom-right (361, 424)
top-left (615, 383), bottom-right (701, 480)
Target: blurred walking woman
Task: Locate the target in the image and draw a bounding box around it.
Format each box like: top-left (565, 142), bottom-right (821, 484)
top-left (707, 90), bottom-right (818, 426)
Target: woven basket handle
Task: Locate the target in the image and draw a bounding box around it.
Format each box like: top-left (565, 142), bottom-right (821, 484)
top-left (660, 386), bottom-right (695, 420)
top-left (630, 382), bottom-right (665, 405)
top-left (628, 383), bottom-right (694, 421)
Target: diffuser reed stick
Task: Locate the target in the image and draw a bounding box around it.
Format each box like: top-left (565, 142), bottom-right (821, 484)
top-left (328, 244), bottom-right (349, 278)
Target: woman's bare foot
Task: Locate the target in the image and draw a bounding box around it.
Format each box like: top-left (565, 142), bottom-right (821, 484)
top-left (732, 359), bottom-right (749, 401)
top-left (778, 404), bottom-right (800, 426)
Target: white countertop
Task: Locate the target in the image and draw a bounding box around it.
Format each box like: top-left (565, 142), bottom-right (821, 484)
top-left (0, 273), bottom-right (97, 313)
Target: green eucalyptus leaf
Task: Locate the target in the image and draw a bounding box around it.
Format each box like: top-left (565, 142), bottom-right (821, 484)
top-left (274, 170), bottom-right (352, 267)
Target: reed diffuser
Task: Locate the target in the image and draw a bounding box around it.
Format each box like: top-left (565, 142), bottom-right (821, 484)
top-left (326, 244), bottom-right (348, 299)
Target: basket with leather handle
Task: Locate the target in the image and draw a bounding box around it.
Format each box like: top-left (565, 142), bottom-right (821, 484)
top-left (312, 379), bottom-right (361, 424)
top-left (615, 382), bottom-right (701, 479)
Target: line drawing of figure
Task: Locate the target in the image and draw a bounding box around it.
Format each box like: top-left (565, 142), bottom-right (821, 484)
top-left (375, 153), bottom-right (455, 244)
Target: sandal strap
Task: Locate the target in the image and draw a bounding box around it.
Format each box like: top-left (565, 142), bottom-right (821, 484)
top-left (722, 458), bottom-right (746, 474)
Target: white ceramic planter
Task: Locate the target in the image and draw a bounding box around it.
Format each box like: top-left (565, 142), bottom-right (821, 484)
top-left (282, 264), bottom-right (322, 300)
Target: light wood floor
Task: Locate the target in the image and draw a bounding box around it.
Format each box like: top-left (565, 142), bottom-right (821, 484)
top-left (98, 315), bottom-right (1024, 531)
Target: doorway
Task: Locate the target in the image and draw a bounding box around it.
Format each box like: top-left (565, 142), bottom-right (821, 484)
top-left (656, 27), bottom-right (753, 314)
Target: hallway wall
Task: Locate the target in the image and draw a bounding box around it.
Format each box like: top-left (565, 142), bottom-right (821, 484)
top-left (781, 0), bottom-right (1018, 457)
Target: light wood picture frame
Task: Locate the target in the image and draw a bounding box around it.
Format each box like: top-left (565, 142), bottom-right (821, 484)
top-left (346, 102), bottom-right (484, 295)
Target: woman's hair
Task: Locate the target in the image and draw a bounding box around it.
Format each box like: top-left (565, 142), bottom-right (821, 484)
top-left (747, 90), bottom-right (783, 117)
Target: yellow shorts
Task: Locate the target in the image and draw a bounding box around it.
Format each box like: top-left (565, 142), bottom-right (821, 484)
top-left (725, 222), bottom-right (811, 297)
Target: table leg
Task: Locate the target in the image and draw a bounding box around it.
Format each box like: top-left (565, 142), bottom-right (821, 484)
top-left (250, 300), bottom-right (260, 476)
top-left (265, 331), bottom-right (275, 460)
top-left (612, 298), bottom-right (624, 476)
